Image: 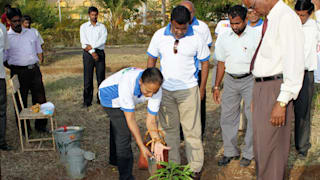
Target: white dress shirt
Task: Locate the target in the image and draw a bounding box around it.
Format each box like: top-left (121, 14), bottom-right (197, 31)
top-left (0, 23), bottom-right (8, 79)
top-left (302, 11), bottom-right (320, 71)
top-left (31, 28), bottom-right (44, 45)
top-left (5, 28), bottom-right (42, 66)
top-left (252, 0), bottom-right (305, 104)
top-left (80, 21), bottom-right (107, 54)
top-left (215, 26), bottom-right (260, 75)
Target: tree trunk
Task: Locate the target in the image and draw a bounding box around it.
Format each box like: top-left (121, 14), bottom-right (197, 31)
top-left (161, 0), bottom-right (166, 26)
top-left (142, 1), bottom-right (147, 26)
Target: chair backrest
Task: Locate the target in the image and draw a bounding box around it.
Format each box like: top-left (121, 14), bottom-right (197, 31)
top-left (9, 75), bottom-right (24, 114)
top-left (9, 75), bottom-right (20, 93)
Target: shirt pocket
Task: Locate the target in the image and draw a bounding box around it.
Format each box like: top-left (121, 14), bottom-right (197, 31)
top-left (242, 42), bottom-right (257, 62)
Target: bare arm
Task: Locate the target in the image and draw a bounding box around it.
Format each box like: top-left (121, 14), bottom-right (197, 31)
top-left (212, 61), bottom-right (225, 104)
top-left (147, 56), bottom-right (157, 68)
top-left (200, 61), bottom-right (209, 100)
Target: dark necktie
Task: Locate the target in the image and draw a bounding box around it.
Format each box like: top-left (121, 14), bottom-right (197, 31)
top-left (250, 18), bottom-right (268, 71)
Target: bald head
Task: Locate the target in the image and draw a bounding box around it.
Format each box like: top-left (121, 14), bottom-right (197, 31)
top-left (180, 1), bottom-right (195, 21)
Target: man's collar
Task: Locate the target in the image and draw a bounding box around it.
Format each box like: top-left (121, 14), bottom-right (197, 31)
top-left (8, 27), bottom-right (27, 35)
top-left (190, 17), bottom-right (199, 26)
top-left (164, 23), bottom-right (194, 39)
top-left (229, 25), bottom-right (249, 37)
top-left (88, 21), bottom-right (100, 26)
top-left (248, 18), bottom-right (263, 27)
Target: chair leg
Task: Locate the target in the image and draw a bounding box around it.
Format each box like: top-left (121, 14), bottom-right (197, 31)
top-left (24, 119), bottom-right (29, 146)
top-left (50, 117), bottom-right (56, 151)
top-left (18, 119), bottom-right (24, 152)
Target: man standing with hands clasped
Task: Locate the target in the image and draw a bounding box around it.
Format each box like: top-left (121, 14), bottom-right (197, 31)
top-left (242, 0), bottom-right (305, 179)
top-left (80, 6), bottom-right (107, 108)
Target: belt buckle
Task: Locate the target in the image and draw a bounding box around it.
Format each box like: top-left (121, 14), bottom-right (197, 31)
top-left (27, 64), bottom-right (35, 69)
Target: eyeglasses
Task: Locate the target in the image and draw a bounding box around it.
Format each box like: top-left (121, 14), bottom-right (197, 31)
top-left (248, 0), bottom-right (256, 12)
top-left (173, 39), bottom-right (179, 54)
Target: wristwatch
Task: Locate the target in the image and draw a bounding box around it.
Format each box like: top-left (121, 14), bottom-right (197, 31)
top-left (278, 101), bottom-right (287, 108)
top-left (213, 86), bottom-right (220, 90)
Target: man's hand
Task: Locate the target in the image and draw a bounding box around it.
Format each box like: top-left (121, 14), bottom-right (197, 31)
top-left (270, 102), bottom-right (286, 127)
top-left (37, 53), bottom-right (44, 64)
top-left (212, 89), bottom-right (221, 104)
top-left (92, 52), bottom-right (99, 61)
top-left (140, 145), bottom-right (153, 160)
top-left (152, 142), bottom-right (170, 162)
top-left (200, 87), bottom-right (206, 100)
top-left (84, 45), bottom-right (92, 52)
top-left (312, 0), bottom-right (320, 10)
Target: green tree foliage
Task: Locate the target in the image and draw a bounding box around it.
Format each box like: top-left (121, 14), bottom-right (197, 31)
top-left (191, 0), bottom-right (241, 21)
top-left (95, 0), bottom-right (145, 44)
top-left (0, 0), bottom-right (15, 14)
top-left (17, 0), bottom-right (58, 29)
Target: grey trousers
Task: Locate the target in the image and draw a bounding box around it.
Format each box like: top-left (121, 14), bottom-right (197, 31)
top-left (0, 79), bottom-right (7, 145)
top-left (252, 79), bottom-right (293, 180)
top-left (220, 74), bottom-right (254, 160)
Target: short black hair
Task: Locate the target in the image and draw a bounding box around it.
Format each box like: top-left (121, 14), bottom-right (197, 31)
top-left (22, 15), bottom-right (32, 23)
top-left (295, 0), bottom-right (314, 15)
top-left (88, 6), bottom-right (98, 14)
top-left (228, 5), bottom-right (247, 21)
top-left (170, 5), bottom-right (191, 24)
top-left (6, 8), bottom-right (22, 20)
top-left (4, 4), bottom-right (11, 9)
top-left (141, 67), bottom-right (163, 85)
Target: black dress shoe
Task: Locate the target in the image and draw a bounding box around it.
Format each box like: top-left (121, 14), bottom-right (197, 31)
top-left (240, 157), bottom-right (252, 167)
top-left (192, 171), bottom-right (202, 180)
top-left (0, 143), bottom-right (13, 151)
top-left (218, 156), bottom-right (240, 166)
top-left (298, 151), bottom-right (308, 157)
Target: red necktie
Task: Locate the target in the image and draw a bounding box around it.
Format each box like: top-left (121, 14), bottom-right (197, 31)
top-left (250, 18), bottom-right (268, 71)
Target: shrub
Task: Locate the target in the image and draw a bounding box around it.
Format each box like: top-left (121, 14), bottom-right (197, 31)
top-left (148, 161), bottom-right (194, 180)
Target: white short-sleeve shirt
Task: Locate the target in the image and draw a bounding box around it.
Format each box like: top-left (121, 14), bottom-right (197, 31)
top-left (190, 17), bottom-right (213, 70)
top-left (98, 67), bottom-right (162, 115)
top-left (215, 19), bottom-right (230, 36)
top-left (147, 24), bottom-right (211, 91)
top-left (215, 26), bottom-right (260, 74)
top-left (248, 19), bottom-right (263, 36)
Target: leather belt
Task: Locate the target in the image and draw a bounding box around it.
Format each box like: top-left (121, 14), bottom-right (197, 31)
top-left (10, 63), bottom-right (38, 70)
top-left (255, 74), bottom-right (283, 82)
top-left (228, 73), bottom-right (252, 79)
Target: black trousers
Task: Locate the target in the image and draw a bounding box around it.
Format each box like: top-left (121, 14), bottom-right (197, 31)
top-left (180, 70), bottom-right (206, 140)
top-left (293, 71), bottom-right (314, 153)
top-left (10, 65), bottom-right (47, 133)
top-left (0, 79), bottom-right (7, 145)
top-left (83, 49), bottom-right (105, 106)
top-left (104, 108), bottom-right (134, 180)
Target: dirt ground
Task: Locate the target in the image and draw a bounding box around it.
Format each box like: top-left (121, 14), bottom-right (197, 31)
top-left (1, 47), bottom-right (320, 180)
